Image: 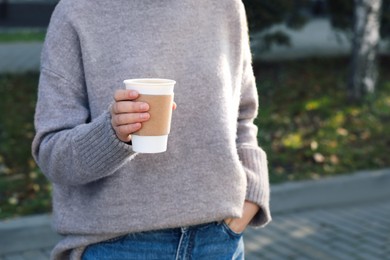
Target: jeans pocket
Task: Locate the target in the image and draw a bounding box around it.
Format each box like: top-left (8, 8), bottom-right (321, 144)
top-left (221, 221), bottom-right (244, 238)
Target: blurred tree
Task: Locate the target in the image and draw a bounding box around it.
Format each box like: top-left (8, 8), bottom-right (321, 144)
top-left (0, 0), bottom-right (8, 20)
top-left (328, 0), bottom-right (388, 101)
top-left (328, 0), bottom-right (389, 38)
top-left (349, 0), bottom-right (383, 101)
top-left (242, 0), bottom-right (309, 51)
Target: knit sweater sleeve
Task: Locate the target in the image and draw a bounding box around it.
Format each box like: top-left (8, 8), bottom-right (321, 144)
top-left (236, 6), bottom-right (271, 227)
top-left (32, 3), bottom-right (136, 186)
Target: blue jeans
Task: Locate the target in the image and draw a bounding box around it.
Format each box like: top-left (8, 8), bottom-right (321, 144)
top-left (82, 221), bottom-right (244, 260)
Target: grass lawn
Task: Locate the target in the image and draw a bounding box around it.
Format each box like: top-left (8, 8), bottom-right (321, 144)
top-left (0, 31), bottom-right (46, 43)
top-left (0, 57), bottom-right (389, 219)
top-left (0, 72), bottom-right (51, 219)
top-left (254, 56), bottom-right (390, 183)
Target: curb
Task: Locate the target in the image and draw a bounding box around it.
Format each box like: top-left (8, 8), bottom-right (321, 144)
top-left (0, 42), bottom-right (42, 73)
top-left (270, 168), bottom-right (390, 214)
top-left (0, 213), bottom-right (51, 230)
top-left (0, 214), bottom-right (60, 255)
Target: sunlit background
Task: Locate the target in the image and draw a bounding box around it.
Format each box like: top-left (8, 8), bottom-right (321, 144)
top-left (0, 0), bottom-right (389, 259)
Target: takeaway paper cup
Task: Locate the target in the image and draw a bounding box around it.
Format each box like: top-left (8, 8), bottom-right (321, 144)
top-left (123, 78), bottom-right (175, 153)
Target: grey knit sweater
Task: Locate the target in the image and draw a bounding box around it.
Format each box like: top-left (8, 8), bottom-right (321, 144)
top-left (32, 0), bottom-right (271, 259)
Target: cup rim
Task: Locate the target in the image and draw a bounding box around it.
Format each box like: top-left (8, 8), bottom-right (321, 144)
top-left (123, 78), bottom-right (176, 86)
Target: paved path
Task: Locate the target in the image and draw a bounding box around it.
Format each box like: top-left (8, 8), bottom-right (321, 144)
top-left (1, 169), bottom-right (390, 260)
top-left (0, 42), bottom-right (42, 73)
top-left (245, 199), bottom-right (390, 260)
top-left (0, 214), bottom-right (59, 260)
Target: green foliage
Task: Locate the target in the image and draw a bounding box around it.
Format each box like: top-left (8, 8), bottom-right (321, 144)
top-left (255, 57), bottom-right (390, 183)
top-left (327, 0), bottom-right (353, 32)
top-left (382, 1), bottom-right (390, 40)
top-left (242, 0), bottom-right (309, 50)
top-left (0, 73), bottom-right (51, 219)
top-left (328, 0), bottom-right (390, 40)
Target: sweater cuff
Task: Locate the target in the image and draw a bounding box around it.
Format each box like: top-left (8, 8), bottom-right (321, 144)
top-left (73, 111), bottom-right (137, 177)
top-left (238, 146), bottom-right (272, 227)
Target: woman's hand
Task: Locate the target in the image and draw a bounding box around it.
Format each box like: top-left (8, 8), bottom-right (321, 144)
top-left (110, 89), bottom-right (151, 143)
top-left (111, 89), bottom-right (177, 143)
top-left (224, 200), bottom-right (260, 234)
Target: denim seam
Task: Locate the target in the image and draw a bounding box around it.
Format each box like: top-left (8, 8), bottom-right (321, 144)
top-left (175, 229), bottom-right (186, 260)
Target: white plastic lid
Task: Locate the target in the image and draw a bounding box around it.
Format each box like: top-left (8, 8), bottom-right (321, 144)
top-left (123, 78), bottom-right (175, 95)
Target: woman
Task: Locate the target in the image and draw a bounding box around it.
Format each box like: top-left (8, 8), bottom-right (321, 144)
top-left (32, 0), bottom-right (271, 259)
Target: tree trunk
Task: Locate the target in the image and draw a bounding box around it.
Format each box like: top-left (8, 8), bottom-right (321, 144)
top-left (348, 0), bottom-right (382, 101)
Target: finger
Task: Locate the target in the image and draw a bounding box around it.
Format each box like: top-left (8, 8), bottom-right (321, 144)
top-left (112, 101), bottom-right (149, 114)
top-left (114, 123), bottom-right (142, 142)
top-left (114, 89), bottom-right (139, 102)
top-left (112, 112), bottom-right (150, 127)
top-left (172, 102), bottom-right (177, 111)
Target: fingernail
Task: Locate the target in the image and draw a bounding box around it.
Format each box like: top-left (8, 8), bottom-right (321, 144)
top-left (130, 91), bottom-right (138, 97)
top-left (140, 113), bottom-right (149, 119)
top-left (140, 103), bottom-right (149, 110)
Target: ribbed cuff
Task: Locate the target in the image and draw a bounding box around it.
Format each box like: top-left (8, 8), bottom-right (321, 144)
top-left (238, 145), bottom-right (272, 227)
top-left (72, 111), bottom-right (137, 183)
